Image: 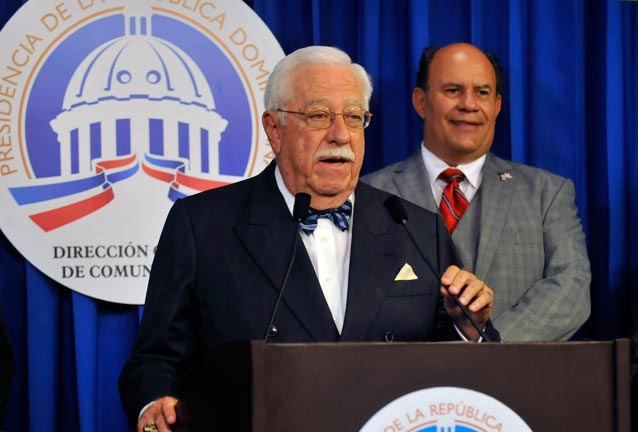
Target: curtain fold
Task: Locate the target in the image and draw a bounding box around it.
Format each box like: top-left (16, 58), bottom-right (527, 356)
top-left (73, 293), bottom-right (98, 431)
top-left (0, 0), bottom-right (636, 430)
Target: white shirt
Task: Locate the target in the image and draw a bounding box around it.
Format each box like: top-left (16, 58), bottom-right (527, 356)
top-left (275, 166), bottom-right (352, 333)
top-left (420, 144), bottom-right (486, 204)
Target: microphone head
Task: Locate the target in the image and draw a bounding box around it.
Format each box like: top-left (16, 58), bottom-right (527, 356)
top-left (384, 195), bottom-right (408, 224)
top-left (293, 193), bottom-right (311, 222)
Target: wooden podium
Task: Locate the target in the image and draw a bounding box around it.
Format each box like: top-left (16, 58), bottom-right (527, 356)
top-left (176, 339), bottom-right (631, 431)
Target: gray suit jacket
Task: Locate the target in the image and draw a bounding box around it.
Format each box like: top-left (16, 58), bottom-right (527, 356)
top-left (362, 149), bottom-right (591, 341)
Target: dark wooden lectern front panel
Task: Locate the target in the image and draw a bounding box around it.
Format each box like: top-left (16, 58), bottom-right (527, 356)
top-left (180, 340), bottom-right (630, 431)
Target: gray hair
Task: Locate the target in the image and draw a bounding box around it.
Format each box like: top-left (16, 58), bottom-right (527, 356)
top-left (264, 46), bottom-right (373, 114)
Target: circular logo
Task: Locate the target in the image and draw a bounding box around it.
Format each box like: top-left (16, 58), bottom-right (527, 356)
top-left (360, 386), bottom-right (532, 432)
top-left (0, 0), bottom-right (283, 304)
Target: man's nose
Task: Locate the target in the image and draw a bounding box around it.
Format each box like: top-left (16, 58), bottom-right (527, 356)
top-left (326, 114), bottom-right (351, 145)
top-left (457, 91), bottom-right (478, 111)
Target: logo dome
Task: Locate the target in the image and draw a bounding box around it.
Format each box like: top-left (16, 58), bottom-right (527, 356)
top-left (51, 8), bottom-right (227, 179)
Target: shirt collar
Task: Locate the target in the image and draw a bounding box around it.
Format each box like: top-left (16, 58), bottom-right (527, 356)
top-left (274, 164), bottom-right (355, 215)
top-left (420, 144), bottom-right (486, 189)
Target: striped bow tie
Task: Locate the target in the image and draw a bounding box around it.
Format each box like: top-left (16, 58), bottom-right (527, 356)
top-left (299, 200), bottom-right (352, 235)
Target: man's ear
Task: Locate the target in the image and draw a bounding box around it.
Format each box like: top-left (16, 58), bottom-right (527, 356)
top-left (262, 111), bottom-right (282, 154)
top-left (495, 94), bottom-right (502, 118)
top-left (412, 87), bottom-right (427, 120)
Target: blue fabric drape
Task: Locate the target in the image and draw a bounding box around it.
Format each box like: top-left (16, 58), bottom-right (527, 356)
top-left (0, 1), bottom-right (636, 430)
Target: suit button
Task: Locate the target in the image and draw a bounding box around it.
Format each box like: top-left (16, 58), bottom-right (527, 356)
top-left (384, 332), bottom-right (394, 342)
top-left (268, 325), bottom-right (278, 338)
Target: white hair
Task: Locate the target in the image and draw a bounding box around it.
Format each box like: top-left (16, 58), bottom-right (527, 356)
top-left (264, 46), bottom-right (373, 115)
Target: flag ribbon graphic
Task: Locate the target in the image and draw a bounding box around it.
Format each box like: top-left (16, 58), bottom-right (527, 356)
top-left (9, 152), bottom-right (233, 233)
top-left (9, 154), bottom-right (139, 232)
top-left (141, 153), bottom-right (229, 201)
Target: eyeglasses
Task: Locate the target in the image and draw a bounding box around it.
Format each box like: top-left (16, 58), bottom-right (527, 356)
top-left (277, 107), bottom-right (372, 129)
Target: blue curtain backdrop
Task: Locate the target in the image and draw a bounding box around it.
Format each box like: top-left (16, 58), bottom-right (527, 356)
top-left (0, 0), bottom-right (636, 430)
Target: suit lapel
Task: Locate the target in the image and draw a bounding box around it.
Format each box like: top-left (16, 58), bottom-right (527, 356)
top-left (392, 150), bottom-right (439, 213)
top-left (234, 165), bottom-right (338, 341)
top-left (474, 154), bottom-right (515, 279)
top-left (340, 183), bottom-right (404, 341)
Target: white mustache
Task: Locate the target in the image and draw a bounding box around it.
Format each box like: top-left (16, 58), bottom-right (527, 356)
top-left (314, 147), bottom-right (355, 162)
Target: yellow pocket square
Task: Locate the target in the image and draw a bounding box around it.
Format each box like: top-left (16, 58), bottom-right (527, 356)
top-left (395, 263), bottom-right (418, 281)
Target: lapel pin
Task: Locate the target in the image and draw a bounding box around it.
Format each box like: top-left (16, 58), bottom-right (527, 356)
top-left (499, 171), bottom-right (514, 181)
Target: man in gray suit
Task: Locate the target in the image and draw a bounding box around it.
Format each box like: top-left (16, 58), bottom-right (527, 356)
top-left (363, 43), bottom-right (590, 341)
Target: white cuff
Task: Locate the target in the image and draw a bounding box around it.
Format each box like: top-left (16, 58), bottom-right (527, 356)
top-left (453, 323), bottom-right (483, 342)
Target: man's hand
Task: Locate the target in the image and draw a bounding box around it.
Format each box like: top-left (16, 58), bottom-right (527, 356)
top-left (137, 396), bottom-right (179, 432)
top-left (440, 265), bottom-right (494, 341)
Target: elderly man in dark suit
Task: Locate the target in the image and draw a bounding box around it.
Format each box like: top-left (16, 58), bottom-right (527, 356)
top-left (363, 43), bottom-right (590, 342)
top-left (119, 45), bottom-right (499, 432)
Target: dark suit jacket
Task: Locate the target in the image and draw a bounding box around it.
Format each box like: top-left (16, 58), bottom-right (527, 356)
top-left (118, 162), bottom-right (499, 425)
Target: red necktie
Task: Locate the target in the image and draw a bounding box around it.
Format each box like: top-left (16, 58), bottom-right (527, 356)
top-left (439, 168), bottom-right (469, 233)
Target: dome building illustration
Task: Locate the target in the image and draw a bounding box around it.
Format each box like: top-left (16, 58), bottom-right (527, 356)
top-left (49, 5), bottom-right (228, 178)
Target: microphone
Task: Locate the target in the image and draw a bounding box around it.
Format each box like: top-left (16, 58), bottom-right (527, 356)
top-left (293, 192), bottom-right (312, 222)
top-left (384, 195), bottom-right (492, 342)
top-left (263, 192), bottom-right (311, 341)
